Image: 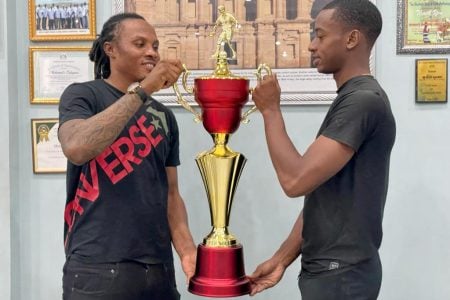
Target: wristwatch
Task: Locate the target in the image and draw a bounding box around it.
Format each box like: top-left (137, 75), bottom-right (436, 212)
top-left (127, 82), bottom-right (147, 103)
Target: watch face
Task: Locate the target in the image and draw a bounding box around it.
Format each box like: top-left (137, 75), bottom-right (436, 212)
top-left (127, 82), bottom-right (141, 93)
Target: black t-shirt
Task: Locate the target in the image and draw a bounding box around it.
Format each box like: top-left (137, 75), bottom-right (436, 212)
top-left (59, 79), bottom-right (180, 264)
top-left (301, 76), bottom-right (396, 275)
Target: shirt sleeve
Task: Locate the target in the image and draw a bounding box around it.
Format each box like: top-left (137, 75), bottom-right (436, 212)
top-left (165, 109), bottom-right (180, 167)
top-left (321, 90), bottom-right (387, 152)
top-left (59, 82), bottom-right (96, 126)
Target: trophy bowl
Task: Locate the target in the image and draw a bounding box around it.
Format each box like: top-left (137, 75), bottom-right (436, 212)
top-left (195, 77), bottom-right (249, 134)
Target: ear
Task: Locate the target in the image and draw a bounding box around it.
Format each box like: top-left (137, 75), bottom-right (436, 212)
top-left (103, 41), bottom-right (115, 59)
top-left (346, 29), bottom-right (360, 50)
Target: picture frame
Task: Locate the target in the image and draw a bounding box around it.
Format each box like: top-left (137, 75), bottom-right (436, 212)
top-left (415, 58), bottom-right (448, 103)
top-left (28, 0), bottom-right (96, 41)
top-left (29, 46), bottom-right (94, 104)
top-left (397, 0), bottom-right (450, 54)
top-left (112, 0), bottom-right (376, 106)
top-left (31, 118), bottom-right (67, 174)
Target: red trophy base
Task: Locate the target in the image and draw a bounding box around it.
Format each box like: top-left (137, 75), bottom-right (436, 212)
top-left (188, 244), bottom-right (250, 297)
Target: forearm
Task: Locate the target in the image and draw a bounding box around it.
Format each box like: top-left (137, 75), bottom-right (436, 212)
top-left (262, 110), bottom-right (305, 196)
top-left (271, 210), bottom-right (304, 268)
top-left (59, 93), bottom-right (142, 165)
top-left (168, 192), bottom-right (196, 259)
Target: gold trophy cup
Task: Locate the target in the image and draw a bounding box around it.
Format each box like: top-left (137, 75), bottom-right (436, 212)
top-left (173, 7), bottom-right (271, 297)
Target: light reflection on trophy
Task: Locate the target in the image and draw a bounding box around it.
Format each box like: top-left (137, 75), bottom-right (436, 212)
top-left (173, 6), bottom-right (271, 298)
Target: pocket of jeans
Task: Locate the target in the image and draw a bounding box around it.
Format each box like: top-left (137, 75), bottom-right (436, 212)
top-left (71, 266), bottom-right (118, 295)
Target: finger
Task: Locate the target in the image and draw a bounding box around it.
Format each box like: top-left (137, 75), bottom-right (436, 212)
top-left (164, 59), bottom-right (183, 70)
top-left (249, 284), bottom-right (265, 296)
top-left (249, 268), bottom-right (263, 279)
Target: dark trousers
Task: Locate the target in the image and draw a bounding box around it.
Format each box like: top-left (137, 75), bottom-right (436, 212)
top-left (63, 259), bottom-right (180, 300)
top-left (298, 254), bottom-right (382, 300)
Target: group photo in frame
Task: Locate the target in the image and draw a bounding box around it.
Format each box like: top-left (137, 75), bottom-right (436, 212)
top-left (397, 0), bottom-right (450, 54)
top-left (28, 0), bottom-right (96, 41)
top-left (112, 0), bottom-right (377, 105)
top-left (29, 46), bottom-right (94, 104)
top-left (415, 58), bottom-right (448, 103)
top-left (31, 118), bottom-right (67, 174)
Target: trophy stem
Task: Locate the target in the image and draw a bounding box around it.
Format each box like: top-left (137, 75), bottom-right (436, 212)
top-left (196, 133), bottom-right (247, 247)
top-left (210, 133), bottom-right (233, 157)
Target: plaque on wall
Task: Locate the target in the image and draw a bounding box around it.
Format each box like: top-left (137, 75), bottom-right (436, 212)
top-left (415, 58), bottom-right (448, 103)
top-left (31, 118), bottom-right (67, 174)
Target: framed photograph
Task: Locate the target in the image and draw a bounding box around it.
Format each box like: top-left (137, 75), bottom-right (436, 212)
top-left (397, 0), bottom-right (450, 54)
top-left (31, 118), bottom-right (67, 173)
top-left (29, 46), bottom-right (94, 104)
top-left (112, 0), bottom-right (376, 106)
top-left (29, 0), bottom-right (96, 41)
top-left (415, 58), bottom-right (448, 103)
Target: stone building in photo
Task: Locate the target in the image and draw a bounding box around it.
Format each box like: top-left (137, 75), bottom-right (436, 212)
top-left (125, 0), bottom-right (314, 70)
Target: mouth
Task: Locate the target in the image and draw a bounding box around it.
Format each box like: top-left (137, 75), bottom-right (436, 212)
top-left (143, 62), bottom-right (155, 72)
top-left (311, 57), bottom-right (320, 67)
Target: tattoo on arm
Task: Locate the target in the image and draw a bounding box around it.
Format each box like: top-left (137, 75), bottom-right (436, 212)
top-left (59, 94), bottom-right (142, 164)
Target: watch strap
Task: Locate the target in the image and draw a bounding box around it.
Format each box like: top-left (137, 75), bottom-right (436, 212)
top-left (134, 86), bottom-right (148, 103)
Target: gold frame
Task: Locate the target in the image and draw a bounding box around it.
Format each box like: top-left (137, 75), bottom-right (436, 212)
top-left (29, 0), bottom-right (96, 41)
top-left (29, 46), bottom-right (94, 104)
top-left (31, 118), bottom-right (66, 174)
top-left (415, 58), bottom-right (448, 103)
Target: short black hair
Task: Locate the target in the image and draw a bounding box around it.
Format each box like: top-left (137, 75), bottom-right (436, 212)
top-left (89, 13), bottom-right (145, 79)
top-left (323, 0), bottom-right (382, 47)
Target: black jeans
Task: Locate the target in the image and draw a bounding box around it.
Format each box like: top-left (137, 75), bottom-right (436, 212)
top-left (298, 254), bottom-right (382, 300)
top-left (62, 259), bottom-right (180, 300)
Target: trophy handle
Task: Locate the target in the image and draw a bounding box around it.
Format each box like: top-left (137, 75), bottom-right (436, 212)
top-left (241, 63), bottom-right (272, 124)
top-left (173, 64), bottom-right (202, 123)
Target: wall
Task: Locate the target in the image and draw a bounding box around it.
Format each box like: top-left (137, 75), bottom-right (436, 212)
top-left (5, 0), bottom-right (450, 299)
top-left (0, 0), bottom-right (11, 298)
top-left (376, 1), bottom-right (450, 299)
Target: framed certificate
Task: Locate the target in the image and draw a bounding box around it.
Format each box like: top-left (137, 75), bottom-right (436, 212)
top-left (415, 59), bottom-right (448, 103)
top-left (29, 0), bottom-right (96, 41)
top-left (31, 119), bottom-right (67, 174)
top-left (29, 47), bottom-right (94, 104)
top-left (397, 0), bottom-right (450, 54)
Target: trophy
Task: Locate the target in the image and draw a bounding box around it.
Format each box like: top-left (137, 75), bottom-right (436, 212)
top-left (173, 6), bottom-right (271, 298)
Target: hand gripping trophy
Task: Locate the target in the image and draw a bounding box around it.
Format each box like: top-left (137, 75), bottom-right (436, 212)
top-left (173, 7), bottom-right (271, 298)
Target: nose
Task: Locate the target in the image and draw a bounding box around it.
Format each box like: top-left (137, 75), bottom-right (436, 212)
top-left (308, 38), bottom-right (316, 53)
top-left (145, 46), bottom-right (159, 58)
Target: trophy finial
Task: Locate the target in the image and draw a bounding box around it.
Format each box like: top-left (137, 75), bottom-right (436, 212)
top-left (210, 5), bottom-right (238, 60)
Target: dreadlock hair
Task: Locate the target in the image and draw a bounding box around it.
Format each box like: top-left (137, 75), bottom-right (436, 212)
top-left (323, 0), bottom-right (382, 48)
top-left (89, 13), bottom-right (145, 79)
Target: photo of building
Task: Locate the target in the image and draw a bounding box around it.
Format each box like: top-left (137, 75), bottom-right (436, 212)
top-left (124, 0), bottom-right (317, 70)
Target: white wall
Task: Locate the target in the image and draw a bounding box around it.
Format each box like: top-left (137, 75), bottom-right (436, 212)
top-left (0, 0), bottom-right (11, 298)
top-left (5, 0), bottom-right (450, 299)
top-left (376, 1), bottom-right (450, 299)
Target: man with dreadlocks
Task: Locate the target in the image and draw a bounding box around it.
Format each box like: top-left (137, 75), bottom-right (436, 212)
top-left (58, 13), bottom-right (196, 300)
top-left (248, 0), bottom-right (395, 299)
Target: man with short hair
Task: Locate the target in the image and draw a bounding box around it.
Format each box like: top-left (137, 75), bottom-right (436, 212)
top-left (249, 1), bottom-right (395, 299)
